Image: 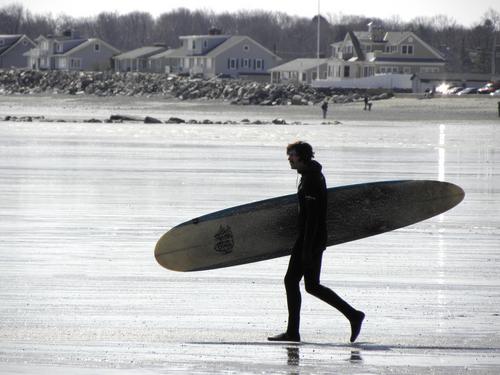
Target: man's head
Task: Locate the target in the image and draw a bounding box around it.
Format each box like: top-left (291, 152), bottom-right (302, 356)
top-left (287, 141), bottom-right (314, 171)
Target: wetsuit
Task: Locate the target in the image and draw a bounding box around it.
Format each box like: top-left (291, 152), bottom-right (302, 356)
top-left (284, 160), bottom-right (358, 337)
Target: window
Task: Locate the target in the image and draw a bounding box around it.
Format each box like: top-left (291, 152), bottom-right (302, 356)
top-left (229, 58), bottom-right (237, 69)
top-left (0, 39), bottom-right (4, 46)
top-left (402, 45), bottom-right (414, 55)
top-left (420, 66), bottom-right (439, 73)
top-left (343, 66), bottom-right (350, 77)
top-left (243, 45), bottom-right (250, 52)
top-left (243, 58), bottom-right (249, 68)
top-left (256, 59), bottom-right (263, 70)
top-left (94, 43), bottom-right (100, 52)
top-left (203, 40), bottom-right (208, 49)
top-left (56, 43), bottom-right (63, 53)
top-left (403, 67), bottom-right (411, 74)
top-left (192, 40), bottom-right (196, 50)
top-left (70, 58), bottom-right (81, 69)
top-left (57, 57), bottom-right (67, 68)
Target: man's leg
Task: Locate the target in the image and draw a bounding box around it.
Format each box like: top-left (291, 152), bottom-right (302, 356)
top-left (268, 250), bottom-right (303, 342)
top-left (304, 252), bottom-right (365, 342)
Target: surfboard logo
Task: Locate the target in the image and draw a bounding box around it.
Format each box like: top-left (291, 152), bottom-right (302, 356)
top-left (214, 225), bottom-right (234, 255)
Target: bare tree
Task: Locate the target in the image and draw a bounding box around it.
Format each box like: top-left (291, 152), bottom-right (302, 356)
top-left (0, 4), bottom-right (24, 34)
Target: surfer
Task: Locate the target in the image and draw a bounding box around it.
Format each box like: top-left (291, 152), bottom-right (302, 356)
top-left (268, 141), bottom-right (365, 343)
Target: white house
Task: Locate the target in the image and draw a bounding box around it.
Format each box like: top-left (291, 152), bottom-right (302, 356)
top-left (25, 30), bottom-right (120, 71)
top-left (149, 30), bottom-right (282, 79)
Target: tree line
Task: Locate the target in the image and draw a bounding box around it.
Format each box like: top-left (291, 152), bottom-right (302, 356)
top-left (1, 4), bottom-right (499, 74)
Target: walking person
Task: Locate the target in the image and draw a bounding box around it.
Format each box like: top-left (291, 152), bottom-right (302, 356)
top-left (321, 100), bottom-right (328, 119)
top-left (268, 141), bottom-right (365, 343)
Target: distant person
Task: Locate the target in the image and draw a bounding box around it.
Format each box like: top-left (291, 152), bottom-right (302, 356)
top-left (364, 95), bottom-right (372, 111)
top-left (268, 141), bottom-right (365, 343)
top-left (321, 100), bottom-right (328, 119)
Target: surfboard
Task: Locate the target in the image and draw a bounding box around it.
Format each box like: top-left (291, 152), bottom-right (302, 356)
top-left (155, 180), bottom-right (464, 272)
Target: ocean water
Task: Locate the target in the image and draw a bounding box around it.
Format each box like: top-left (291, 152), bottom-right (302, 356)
top-left (0, 96), bottom-right (499, 374)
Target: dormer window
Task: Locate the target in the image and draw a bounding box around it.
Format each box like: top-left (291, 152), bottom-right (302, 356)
top-left (56, 43), bottom-right (64, 53)
top-left (203, 40), bottom-right (208, 48)
top-left (192, 40), bottom-right (196, 50)
top-left (402, 45), bottom-right (414, 55)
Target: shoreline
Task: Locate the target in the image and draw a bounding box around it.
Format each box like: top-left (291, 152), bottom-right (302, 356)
top-left (1, 93), bottom-right (499, 124)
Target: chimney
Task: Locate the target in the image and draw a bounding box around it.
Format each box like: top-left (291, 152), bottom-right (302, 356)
top-left (209, 27), bottom-right (222, 35)
top-left (368, 22), bottom-right (385, 43)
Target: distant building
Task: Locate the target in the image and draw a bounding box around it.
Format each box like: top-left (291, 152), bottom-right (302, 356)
top-left (25, 30), bottom-right (120, 71)
top-left (268, 58), bottom-right (328, 84)
top-left (113, 45), bottom-right (167, 72)
top-left (0, 34), bottom-right (36, 69)
top-left (149, 30), bottom-right (282, 79)
top-left (315, 22), bottom-right (446, 89)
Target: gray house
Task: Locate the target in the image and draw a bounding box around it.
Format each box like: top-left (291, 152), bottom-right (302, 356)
top-left (25, 30), bottom-right (120, 71)
top-left (0, 34), bottom-right (36, 69)
top-left (269, 58), bottom-right (328, 84)
top-left (324, 22), bottom-right (445, 85)
top-left (113, 45), bottom-right (167, 72)
top-left (149, 32), bottom-right (282, 79)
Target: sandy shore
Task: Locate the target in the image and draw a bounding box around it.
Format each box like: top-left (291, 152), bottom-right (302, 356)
top-left (0, 94), bottom-right (499, 374)
top-left (1, 93), bottom-right (500, 124)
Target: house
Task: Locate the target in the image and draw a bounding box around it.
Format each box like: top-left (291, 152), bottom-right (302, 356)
top-left (149, 47), bottom-right (189, 74)
top-left (25, 30), bottom-right (120, 71)
top-left (0, 34), bottom-right (36, 69)
top-left (268, 58), bottom-right (328, 84)
top-left (113, 45), bottom-right (167, 72)
top-left (316, 22), bottom-right (446, 89)
top-left (149, 30), bottom-right (282, 79)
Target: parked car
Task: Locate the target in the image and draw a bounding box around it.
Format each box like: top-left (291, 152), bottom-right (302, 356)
top-left (490, 89), bottom-right (500, 96)
top-left (457, 87), bottom-right (478, 95)
top-left (478, 81), bottom-right (500, 94)
top-left (444, 86), bottom-right (463, 95)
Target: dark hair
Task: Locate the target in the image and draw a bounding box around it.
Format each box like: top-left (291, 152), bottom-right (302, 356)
top-left (287, 141), bottom-right (315, 162)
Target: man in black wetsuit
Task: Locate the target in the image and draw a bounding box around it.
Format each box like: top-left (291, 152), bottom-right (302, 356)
top-left (268, 141), bottom-right (365, 343)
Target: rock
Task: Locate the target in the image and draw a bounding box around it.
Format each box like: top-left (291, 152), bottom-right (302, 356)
top-left (166, 117), bottom-right (185, 124)
top-left (0, 71), bottom-right (399, 104)
top-left (144, 116), bottom-right (162, 124)
top-left (272, 118), bottom-right (287, 125)
top-left (84, 118), bottom-right (102, 123)
top-left (109, 114), bottom-right (143, 122)
top-left (291, 95), bottom-right (304, 105)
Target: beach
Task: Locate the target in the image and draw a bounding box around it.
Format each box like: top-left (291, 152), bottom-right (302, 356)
top-left (0, 94), bottom-right (499, 374)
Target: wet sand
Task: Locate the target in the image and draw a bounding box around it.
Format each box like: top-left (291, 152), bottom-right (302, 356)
top-left (0, 95), bottom-right (499, 374)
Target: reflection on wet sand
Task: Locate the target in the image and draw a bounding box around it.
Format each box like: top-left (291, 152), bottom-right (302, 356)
top-left (286, 346), bottom-right (300, 366)
top-left (349, 350), bottom-right (363, 363)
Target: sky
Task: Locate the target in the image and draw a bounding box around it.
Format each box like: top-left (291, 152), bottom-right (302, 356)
top-left (2, 0), bottom-right (499, 27)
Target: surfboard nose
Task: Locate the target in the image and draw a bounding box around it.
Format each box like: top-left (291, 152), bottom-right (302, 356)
top-left (442, 181), bottom-right (465, 209)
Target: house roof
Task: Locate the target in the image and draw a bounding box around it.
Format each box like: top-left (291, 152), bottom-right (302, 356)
top-left (114, 46), bottom-right (167, 60)
top-left (343, 30), bottom-right (445, 61)
top-left (0, 35), bottom-right (22, 55)
top-left (204, 35), bottom-right (281, 59)
top-left (57, 38), bottom-right (121, 56)
top-left (149, 35), bottom-right (281, 61)
top-left (149, 47), bottom-right (186, 60)
top-left (374, 56), bottom-right (446, 63)
top-left (268, 58), bottom-right (328, 72)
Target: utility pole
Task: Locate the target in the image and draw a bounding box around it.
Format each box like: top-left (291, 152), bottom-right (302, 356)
top-left (492, 30), bottom-right (497, 76)
top-left (316, 0), bottom-right (320, 81)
